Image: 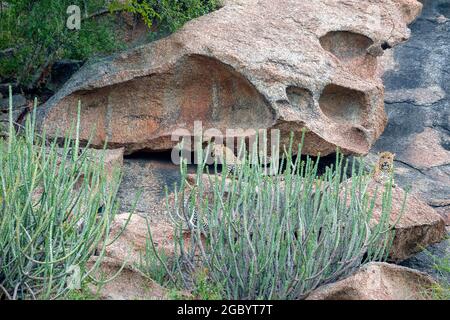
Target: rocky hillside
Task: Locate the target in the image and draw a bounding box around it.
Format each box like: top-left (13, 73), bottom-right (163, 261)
top-left (0, 0), bottom-right (448, 300)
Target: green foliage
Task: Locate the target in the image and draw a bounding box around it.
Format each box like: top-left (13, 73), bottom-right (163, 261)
top-left (191, 268), bottom-right (223, 300)
top-left (424, 239), bottom-right (450, 300)
top-left (0, 0), bottom-right (122, 85)
top-left (64, 281), bottom-right (101, 300)
top-left (429, 283), bottom-right (450, 300)
top-left (137, 228), bottom-right (172, 287)
top-left (149, 132), bottom-right (400, 300)
top-left (109, 0), bottom-right (218, 33)
top-left (0, 0), bottom-right (218, 86)
top-left (0, 88), bottom-right (122, 300)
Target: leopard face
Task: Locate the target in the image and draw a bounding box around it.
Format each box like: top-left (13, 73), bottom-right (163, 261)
top-left (378, 152), bottom-right (395, 172)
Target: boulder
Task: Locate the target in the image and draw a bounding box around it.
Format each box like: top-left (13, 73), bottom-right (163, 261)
top-left (306, 262), bottom-right (437, 300)
top-left (401, 229), bottom-right (450, 285)
top-left (105, 213), bottom-right (176, 265)
top-left (87, 147), bottom-right (124, 182)
top-left (373, 0), bottom-right (450, 225)
top-left (37, 0), bottom-right (422, 156)
top-left (365, 181), bottom-right (446, 262)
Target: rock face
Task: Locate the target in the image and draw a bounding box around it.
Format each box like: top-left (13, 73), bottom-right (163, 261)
top-left (105, 213), bottom-right (176, 265)
top-left (37, 0), bottom-right (422, 156)
top-left (306, 262), bottom-right (437, 300)
top-left (364, 181), bottom-right (446, 262)
top-left (374, 0), bottom-right (450, 225)
top-left (0, 94), bottom-right (27, 111)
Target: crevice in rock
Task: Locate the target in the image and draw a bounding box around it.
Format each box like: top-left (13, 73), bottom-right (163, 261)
top-left (394, 159), bottom-right (426, 176)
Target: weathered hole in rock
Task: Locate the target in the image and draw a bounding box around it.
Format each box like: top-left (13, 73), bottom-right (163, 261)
top-left (286, 86), bottom-right (314, 110)
top-left (319, 31), bottom-right (377, 78)
top-left (319, 84), bottom-right (367, 125)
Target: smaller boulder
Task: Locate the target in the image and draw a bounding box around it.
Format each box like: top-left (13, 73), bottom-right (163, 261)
top-left (105, 213), bottom-right (176, 265)
top-left (306, 262), bottom-right (437, 300)
top-left (0, 109), bottom-right (22, 136)
top-left (364, 181), bottom-right (447, 262)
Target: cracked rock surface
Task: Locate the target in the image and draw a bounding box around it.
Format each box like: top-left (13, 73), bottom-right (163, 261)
top-left (36, 0), bottom-right (421, 156)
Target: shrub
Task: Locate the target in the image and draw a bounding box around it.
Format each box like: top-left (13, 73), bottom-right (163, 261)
top-left (147, 133), bottom-right (399, 300)
top-left (0, 0), bottom-right (219, 87)
top-left (0, 0), bottom-right (122, 86)
top-left (0, 88), bottom-right (122, 300)
top-left (425, 240), bottom-right (450, 300)
top-left (109, 0), bottom-right (219, 34)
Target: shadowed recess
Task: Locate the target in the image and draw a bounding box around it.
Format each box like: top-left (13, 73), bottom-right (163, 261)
top-left (319, 84), bottom-right (367, 125)
top-left (286, 86), bottom-right (314, 111)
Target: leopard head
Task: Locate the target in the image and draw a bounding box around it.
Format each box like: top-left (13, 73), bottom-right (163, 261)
top-left (378, 152), bottom-right (395, 172)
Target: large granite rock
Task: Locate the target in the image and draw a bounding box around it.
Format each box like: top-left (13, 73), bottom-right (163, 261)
top-left (37, 0), bottom-right (421, 156)
top-left (363, 182), bottom-right (446, 262)
top-left (306, 262), bottom-right (437, 300)
top-left (374, 0), bottom-right (450, 224)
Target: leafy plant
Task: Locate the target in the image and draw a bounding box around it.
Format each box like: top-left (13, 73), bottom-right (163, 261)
top-left (0, 88), bottom-right (123, 300)
top-left (423, 239), bottom-right (450, 300)
top-left (191, 268), bottom-right (223, 300)
top-left (64, 281), bottom-right (101, 300)
top-left (0, 0), bottom-right (218, 87)
top-left (109, 0), bottom-right (218, 33)
top-left (149, 132), bottom-right (400, 300)
top-left (137, 225), bottom-right (172, 287)
top-left (0, 0), bottom-right (122, 86)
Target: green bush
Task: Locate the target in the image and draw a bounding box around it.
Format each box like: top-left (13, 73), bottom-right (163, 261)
top-left (425, 240), bottom-right (450, 300)
top-left (0, 0), bottom-right (122, 86)
top-left (0, 0), bottom-right (218, 87)
top-left (109, 0), bottom-right (219, 33)
top-left (144, 133), bottom-right (400, 300)
top-left (0, 89), bottom-right (122, 300)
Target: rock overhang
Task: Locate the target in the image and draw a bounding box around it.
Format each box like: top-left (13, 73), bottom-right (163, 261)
top-left (37, 0), bottom-right (423, 156)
